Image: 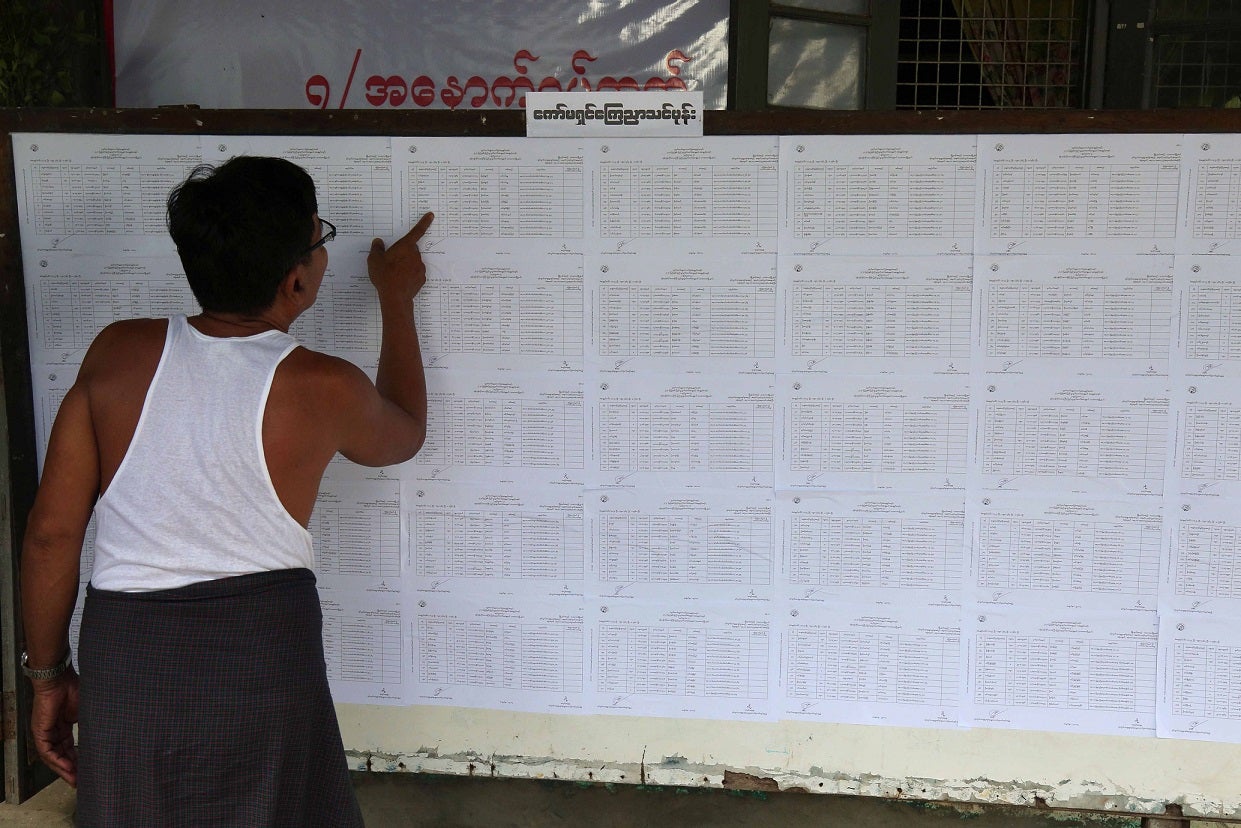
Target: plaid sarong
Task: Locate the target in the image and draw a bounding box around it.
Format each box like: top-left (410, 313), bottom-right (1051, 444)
top-left (77, 568), bottom-right (363, 827)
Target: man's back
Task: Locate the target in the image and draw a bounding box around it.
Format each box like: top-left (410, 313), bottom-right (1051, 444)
top-left (82, 315), bottom-right (375, 530)
top-left (90, 316), bottom-right (322, 590)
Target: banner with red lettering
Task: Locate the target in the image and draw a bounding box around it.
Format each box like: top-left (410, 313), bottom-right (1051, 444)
top-left (111, 0), bottom-right (730, 110)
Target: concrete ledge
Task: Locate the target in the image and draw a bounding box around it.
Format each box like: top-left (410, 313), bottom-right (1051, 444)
top-left (0, 779), bottom-right (75, 827)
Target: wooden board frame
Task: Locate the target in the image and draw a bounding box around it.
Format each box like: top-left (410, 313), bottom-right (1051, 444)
top-left (3, 107), bottom-right (1241, 813)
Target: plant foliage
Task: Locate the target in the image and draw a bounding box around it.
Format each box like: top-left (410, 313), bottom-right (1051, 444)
top-left (0, 0), bottom-right (100, 106)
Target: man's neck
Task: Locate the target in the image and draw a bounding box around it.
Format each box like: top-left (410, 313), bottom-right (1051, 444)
top-left (190, 310), bottom-right (290, 336)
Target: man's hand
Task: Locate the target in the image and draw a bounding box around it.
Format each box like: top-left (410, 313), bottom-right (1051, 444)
top-left (368, 211), bottom-right (434, 304)
top-left (30, 668), bottom-right (80, 787)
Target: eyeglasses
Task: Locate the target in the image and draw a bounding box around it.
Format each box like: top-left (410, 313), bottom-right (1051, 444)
top-left (303, 217), bottom-right (336, 256)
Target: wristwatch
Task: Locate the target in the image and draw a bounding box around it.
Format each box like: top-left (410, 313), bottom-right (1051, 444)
top-left (20, 648), bottom-right (72, 681)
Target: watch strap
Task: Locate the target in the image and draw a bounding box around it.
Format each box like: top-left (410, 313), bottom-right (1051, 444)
top-left (21, 648), bottom-right (72, 681)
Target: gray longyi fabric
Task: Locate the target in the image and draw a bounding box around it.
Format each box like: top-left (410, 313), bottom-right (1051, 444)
top-left (76, 568), bottom-right (362, 827)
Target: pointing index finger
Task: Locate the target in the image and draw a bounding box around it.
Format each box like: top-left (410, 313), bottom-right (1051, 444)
top-left (408, 211), bottom-right (435, 243)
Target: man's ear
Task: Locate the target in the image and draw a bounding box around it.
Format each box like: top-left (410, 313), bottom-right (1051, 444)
top-left (279, 264), bottom-right (307, 305)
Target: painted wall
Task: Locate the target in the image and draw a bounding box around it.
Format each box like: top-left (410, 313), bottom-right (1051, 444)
top-left (337, 706), bottom-right (1241, 819)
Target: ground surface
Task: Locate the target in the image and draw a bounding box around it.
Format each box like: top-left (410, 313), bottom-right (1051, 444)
top-left (0, 773), bottom-right (1234, 827)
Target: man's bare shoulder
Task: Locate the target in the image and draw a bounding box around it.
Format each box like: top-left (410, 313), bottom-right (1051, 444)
top-left (277, 345), bottom-right (373, 397)
top-left (280, 344), bottom-right (365, 376)
top-left (80, 318), bottom-right (168, 378)
top-left (274, 344), bottom-right (424, 466)
top-left (92, 317), bottom-right (167, 343)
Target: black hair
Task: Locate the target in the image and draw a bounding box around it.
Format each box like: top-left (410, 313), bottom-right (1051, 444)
top-left (167, 156), bottom-right (318, 314)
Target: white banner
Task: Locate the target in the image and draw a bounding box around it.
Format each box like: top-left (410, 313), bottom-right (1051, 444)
top-left (112, 0), bottom-right (729, 110)
top-left (526, 92), bottom-right (704, 137)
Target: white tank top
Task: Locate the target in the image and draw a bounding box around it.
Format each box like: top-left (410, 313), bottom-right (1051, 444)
top-left (91, 315), bottom-right (314, 591)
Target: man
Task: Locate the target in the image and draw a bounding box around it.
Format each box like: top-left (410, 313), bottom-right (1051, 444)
top-left (20, 155), bottom-right (433, 825)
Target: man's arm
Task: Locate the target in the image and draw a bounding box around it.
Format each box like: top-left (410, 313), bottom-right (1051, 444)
top-left (333, 212), bottom-right (434, 466)
top-left (21, 376), bottom-right (100, 787)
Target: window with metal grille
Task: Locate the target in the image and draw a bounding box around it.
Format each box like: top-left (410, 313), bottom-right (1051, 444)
top-left (896, 0), bottom-right (1088, 109)
top-left (1151, 0), bottom-right (1241, 107)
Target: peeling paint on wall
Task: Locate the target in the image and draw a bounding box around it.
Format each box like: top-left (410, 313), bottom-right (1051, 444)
top-left (342, 749), bottom-right (1223, 819)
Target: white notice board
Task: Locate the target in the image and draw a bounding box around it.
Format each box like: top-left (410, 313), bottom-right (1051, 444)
top-left (12, 129), bottom-right (1241, 817)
